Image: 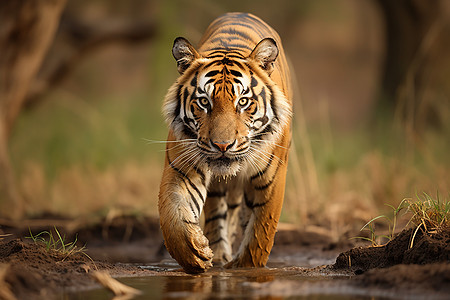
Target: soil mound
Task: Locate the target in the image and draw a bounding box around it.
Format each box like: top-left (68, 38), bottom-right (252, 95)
top-left (0, 239), bottom-right (153, 300)
top-left (333, 228), bottom-right (450, 273)
top-left (0, 239), bottom-right (105, 299)
top-left (331, 228), bottom-right (450, 294)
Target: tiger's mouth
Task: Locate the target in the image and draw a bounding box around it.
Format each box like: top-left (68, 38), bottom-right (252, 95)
top-left (208, 155), bottom-right (236, 164)
top-left (205, 154), bottom-right (243, 176)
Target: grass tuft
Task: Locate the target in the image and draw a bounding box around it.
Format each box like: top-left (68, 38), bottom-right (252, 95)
top-left (26, 227), bottom-right (89, 261)
top-left (352, 199), bottom-right (409, 246)
top-left (407, 192), bottom-right (450, 248)
top-left (408, 192), bottom-right (450, 233)
top-left (354, 193), bottom-right (449, 247)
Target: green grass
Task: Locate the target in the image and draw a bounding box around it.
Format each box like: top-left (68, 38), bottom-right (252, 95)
top-left (353, 199), bottom-right (409, 246)
top-left (26, 227), bottom-right (88, 260)
top-left (6, 0), bottom-right (450, 222)
top-left (10, 91), bottom-right (167, 179)
top-left (353, 193), bottom-right (450, 247)
top-left (408, 192), bottom-right (450, 247)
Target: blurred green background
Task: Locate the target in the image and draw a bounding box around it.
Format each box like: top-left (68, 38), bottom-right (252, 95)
top-left (3, 0), bottom-right (449, 233)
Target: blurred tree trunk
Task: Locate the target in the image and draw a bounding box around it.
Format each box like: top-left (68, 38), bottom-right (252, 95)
top-left (0, 0), bottom-right (66, 218)
top-left (377, 0), bottom-right (443, 130)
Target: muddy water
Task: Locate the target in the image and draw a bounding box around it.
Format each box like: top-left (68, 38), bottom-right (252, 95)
top-left (66, 260), bottom-right (393, 300)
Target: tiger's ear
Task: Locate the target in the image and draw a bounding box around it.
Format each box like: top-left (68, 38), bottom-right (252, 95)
top-left (249, 38), bottom-right (278, 75)
top-left (172, 37), bottom-right (200, 74)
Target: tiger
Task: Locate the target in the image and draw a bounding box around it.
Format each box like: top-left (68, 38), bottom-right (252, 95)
top-left (158, 12), bottom-right (292, 274)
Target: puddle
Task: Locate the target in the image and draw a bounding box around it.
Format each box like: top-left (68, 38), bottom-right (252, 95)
top-left (65, 261), bottom-right (396, 300)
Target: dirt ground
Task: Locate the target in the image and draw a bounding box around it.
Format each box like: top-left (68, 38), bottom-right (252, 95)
top-left (0, 216), bottom-right (449, 299)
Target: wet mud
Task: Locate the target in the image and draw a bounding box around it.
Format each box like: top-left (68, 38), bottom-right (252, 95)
top-left (0, 216), bottom-right (449, 299)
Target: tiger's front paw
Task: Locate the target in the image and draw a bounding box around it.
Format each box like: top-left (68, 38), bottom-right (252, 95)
top-left (165, 222), bottom-right (213, 274)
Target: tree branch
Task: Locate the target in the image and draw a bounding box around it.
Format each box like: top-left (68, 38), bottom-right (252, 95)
top-left (24, 16), bottom-right (158, 109)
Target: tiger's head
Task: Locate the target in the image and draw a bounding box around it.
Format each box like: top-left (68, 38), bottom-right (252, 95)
top-left (163, 37), bottom-right (291, 177)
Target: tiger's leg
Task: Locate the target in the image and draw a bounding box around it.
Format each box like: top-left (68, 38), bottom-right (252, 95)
top-left (225, 148), bottom-right (289, 268)
top-left (158, 147), bottom-right (213, 274)
top-left (203, 179), bottom-right (231, 265)
top-left (203, 177), bottom-right (242, 265)
top-left (225, 182), bottom-right (243, 253)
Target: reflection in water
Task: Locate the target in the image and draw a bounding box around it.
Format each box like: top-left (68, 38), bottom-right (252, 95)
top-left (160, 268), bottom-right (279, 300)
top-left (66, 263), bottom-right (386, 300)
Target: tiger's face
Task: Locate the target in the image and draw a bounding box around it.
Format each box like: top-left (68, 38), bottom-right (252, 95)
top-left (164, 38), bottom-right (291, 177)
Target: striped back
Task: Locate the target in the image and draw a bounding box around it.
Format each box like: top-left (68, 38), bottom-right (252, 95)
top-left (197, 13), bottom-right (292, 101)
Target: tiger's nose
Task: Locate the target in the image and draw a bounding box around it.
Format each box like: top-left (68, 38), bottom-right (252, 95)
top-left (211, 139), bottom-right (235, 153)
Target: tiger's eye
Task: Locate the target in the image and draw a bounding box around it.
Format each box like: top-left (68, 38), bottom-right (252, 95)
top-left (198, 97), bottom-right (210, 108)
top-left (238, 98), bottom-right (249, 107)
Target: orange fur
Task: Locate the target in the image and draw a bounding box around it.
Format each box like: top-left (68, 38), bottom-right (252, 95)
top-left (159, 13), bottom-right (292, 273)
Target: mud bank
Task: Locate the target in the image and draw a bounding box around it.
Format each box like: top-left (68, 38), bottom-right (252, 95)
top-left (0, 217), bottom-right (449, 299)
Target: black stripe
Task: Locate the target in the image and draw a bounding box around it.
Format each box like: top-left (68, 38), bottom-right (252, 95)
top-left (246, 14), bottom-right (272, 35)
top-left (236, 140), bottom-right (247, 148)
top-left (254, 160), bottom-right (281, 190)
top-left (205, 52), bottom-right (245, 60)
top-left (185, 179), bottom-right (201, 214)
top-left (205, 70), bottom-right (221, 77)
top-left (259, 86), bottom-right (267, 102)
top-left (205, 78), bottom-right (215, 85)
top-left (257, 124), bottom-right (275, 135)
top-left (205, 54), bottom-right (225, 59)
top-left (242, 220), bottom-right (249, 230)
top-left (254, 115), bottom-right (269, 128)
top-left (183, 115), bottom-right (195, 128)
top-left (209, 237), bottom-right (225, 246)
top-left (217, 27), bottom-right (253, 41)
top-left (250, 76), bottom-right (258, 88)
top-left (188, 201), bottom-right (198, 217)
top-left (190, 72), bottom-right (198, 86)
top-left (228, 203), bottom-right (240, 210)
top-left (244, 193), bottom-right (268, 209)
top-left (205, 212), bottom-right (227, 224)
top-left (269, 87), bottom-right (279, 121)
top-left (203, 59), bottom-right (223, 68)
top-left (183, 219), bottom-right (199, 225)
top-left (207, 191), bottom-right (226, 198)
top-left (196, 167), bottom-right (206, 186)
top-left (227, 54), bottom-right (246, 59)
top-left (182, 124), bottom-right (197, 139)
top-left (227, 43), bottom-right (253, 50)
top-left (230, 70), bottom-right (242, 77)
top-left (231, 60), bottom-right (245, 69)
top-left (210, 36), bottom-right (246, 45)
top-left (183, 87), bottom-right (189, 104)
top-left (252, 201), bottom-right (268, 208)
top-left (219, 20), bottom-right (265, 36)
top-left (168, 156), bottom-right (205, 204)
top-left (250, 153), bottom-right (274, 180)
top-left (206, 47), bottom-right (248, 53)
top-left (172, 85), bottom-right (183, 123)
top-left (249, 102), bottom-right (258, 115)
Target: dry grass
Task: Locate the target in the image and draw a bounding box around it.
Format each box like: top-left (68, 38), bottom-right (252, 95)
top-left (4, 0), bottom-right (447, 235)
top-left (92, 271), bottom-right (141, 299)
top-left (408, 193), bottom-right (450, 248)
top-left (284, 140), bottom-right (449, 233)
top-left (10, 159), bottom-right (163, 219)
top-left (5, 132), bottom-right (448, 238)
top-left (352, 193), bottom-right (449, 247)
